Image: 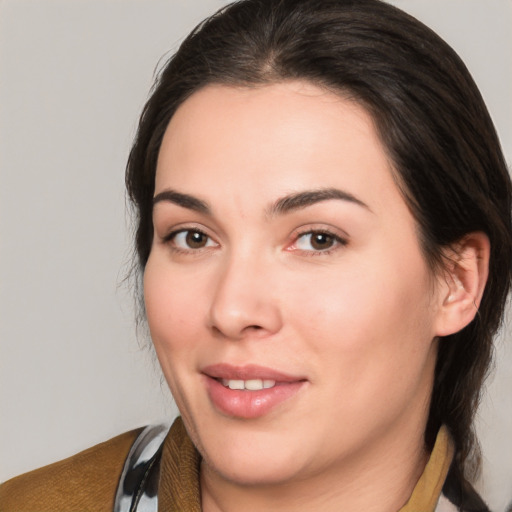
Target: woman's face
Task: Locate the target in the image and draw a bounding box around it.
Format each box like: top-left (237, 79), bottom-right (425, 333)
top-left (144, 81), bottom-right (444, 486)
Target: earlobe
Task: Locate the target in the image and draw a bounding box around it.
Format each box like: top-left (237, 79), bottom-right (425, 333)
top-left (435, 232), bottom-right (490, 337)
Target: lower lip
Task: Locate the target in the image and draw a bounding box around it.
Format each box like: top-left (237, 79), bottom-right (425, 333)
top-left (204, 376), bottom-right (305, 419)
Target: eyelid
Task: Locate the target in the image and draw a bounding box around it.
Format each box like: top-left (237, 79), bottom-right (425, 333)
top-left (161, 224), bottom-right (219, 253)
top-left (157, 221), bottom-right (348, 255)
top-left (160, 221), bottom-right (211, 241)
top-left (287, 225), bottom-right (349, 254)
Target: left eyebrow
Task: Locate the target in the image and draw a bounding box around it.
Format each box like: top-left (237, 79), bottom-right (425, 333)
top-left (152, 189), bottom-right (210, 215)
top-left (268, 188), bottom-right (371, 217)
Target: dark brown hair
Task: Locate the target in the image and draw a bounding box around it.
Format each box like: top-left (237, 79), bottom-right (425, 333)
top-left (126, 0), bottom-right (512, 482)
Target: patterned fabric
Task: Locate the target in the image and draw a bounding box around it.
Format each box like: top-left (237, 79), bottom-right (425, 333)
top-left (114, 424), bottom-right (170, 512)
top-left (114, 418), bottom-right (490, 512)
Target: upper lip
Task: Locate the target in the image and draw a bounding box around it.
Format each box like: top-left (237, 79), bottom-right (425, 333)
top-left (202, 363), bottom-right (305, 382)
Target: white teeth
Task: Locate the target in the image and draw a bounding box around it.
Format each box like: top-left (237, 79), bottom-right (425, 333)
top-left (245, 379), bottom-right (264, 390)
top-left (227, 379), bottom-right (244, 390)
top-left (221, 379), bottom-right (276, 390)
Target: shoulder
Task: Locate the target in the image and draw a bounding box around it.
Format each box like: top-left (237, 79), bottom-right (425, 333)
top-left (0, 428), bottom-right (143, 512)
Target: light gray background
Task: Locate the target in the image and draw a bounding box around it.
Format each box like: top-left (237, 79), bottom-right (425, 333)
top-left (0, 1), bottom-right (511, 510)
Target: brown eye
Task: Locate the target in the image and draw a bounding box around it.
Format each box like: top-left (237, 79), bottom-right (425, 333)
top-left (295, 231), bottom-right (345, 252)
top-left (171, 229), bottom-right (216, 250)
top-left (310, 233), bottom-right (335, 250)
top-left (186, 230), bottom-right (208, 248)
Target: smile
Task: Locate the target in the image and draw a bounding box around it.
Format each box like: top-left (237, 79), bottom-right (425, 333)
top-left (221, 379), bottom-right (276, 390)
top-left (202, 364), bottom-right (307, 419)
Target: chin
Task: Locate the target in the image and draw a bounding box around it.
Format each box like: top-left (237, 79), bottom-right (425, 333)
top-left (202, 450), bottom-right (306, 487)
top-left (194, 422), bottom-right (311, 486)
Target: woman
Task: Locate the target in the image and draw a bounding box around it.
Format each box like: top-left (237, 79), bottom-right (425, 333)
top-left (1, 0), bottom-right (510, 511)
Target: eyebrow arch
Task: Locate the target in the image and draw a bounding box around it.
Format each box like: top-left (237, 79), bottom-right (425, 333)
top-left (153, 189), bottom-right (210, 215)
top-left (269, 188), bottom-right (371, 217)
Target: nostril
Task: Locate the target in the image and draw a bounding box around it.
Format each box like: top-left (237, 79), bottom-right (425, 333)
top-left (208, 291), bottom-right (283, 339)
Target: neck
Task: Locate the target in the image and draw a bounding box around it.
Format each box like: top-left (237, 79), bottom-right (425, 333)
top-left (200, 419), bottom-right (429, 512)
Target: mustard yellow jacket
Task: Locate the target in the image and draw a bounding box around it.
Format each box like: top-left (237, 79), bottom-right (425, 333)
top-left (0, 419), bottom-right (489, 512)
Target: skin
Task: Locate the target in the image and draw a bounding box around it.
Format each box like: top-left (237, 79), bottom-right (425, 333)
top-left (143, 81), bottom-right (471, 511)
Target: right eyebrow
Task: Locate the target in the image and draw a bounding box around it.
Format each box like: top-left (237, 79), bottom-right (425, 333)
top-left (268, 187), bottom-right (371, 217)
top-left (152, 189), bottom-right (211, 215)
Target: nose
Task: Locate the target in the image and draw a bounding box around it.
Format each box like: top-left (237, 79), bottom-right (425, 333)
top-left (208, 253), bottom-right (283, 340)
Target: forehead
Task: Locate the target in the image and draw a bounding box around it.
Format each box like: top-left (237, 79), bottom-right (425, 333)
top-left (155, 81), bottom-right (402, 216)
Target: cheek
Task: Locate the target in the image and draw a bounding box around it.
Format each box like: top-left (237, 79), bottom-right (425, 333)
top-left (143, 256), bottom-right (206, 357)
top-left (143, 256), bottom-right (212, 425)
top-left (286, 249), bottom-right (436, 378)
top-left (285, 258), bottom-right (436, 440)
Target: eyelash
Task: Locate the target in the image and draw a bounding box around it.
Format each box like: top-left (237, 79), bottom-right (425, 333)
top-left (291, 228), bottom-right (348, 256)
top-left (161, 227), bottom-right (348, 256)
top-left (162, 227), bottom-right (217, 254)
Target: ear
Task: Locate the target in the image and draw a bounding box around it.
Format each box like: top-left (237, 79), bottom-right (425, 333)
top-left (434, 232), bottom-right (490, 337)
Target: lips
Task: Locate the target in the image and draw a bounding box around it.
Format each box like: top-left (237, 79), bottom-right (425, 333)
top-left (202, 364), bottom-right (306, 419)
